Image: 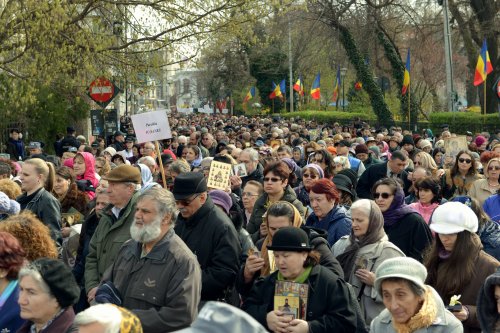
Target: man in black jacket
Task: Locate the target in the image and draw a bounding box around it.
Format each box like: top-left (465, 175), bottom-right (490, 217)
top-left (60, 126), bottom-right (81, 156)
top-left (356, 150), bottom-right (411, 199)
top-left (173, 172), bottom-right (241, 306)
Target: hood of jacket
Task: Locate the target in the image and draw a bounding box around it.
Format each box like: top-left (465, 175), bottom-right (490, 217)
top-left (76, 152), bottom-right (98, 188)
top-left (478, 268), bottom-right (500, 332)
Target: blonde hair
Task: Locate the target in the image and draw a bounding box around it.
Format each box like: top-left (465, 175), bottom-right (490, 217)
top-left (415, 151), bottom-right (439, 176)
top-left (24, 158), bottom-right (55, 192)
top-left (484, 157), bottom-right (500, 179)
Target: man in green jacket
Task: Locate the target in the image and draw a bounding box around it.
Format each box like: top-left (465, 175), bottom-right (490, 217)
top-left (85, 164), bottom-right (142, 303)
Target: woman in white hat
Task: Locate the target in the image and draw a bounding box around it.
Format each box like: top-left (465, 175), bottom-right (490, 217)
top-left (424, 202), bottom-right (500, 333)
top-left (371, 257), bottom-right (462, 333)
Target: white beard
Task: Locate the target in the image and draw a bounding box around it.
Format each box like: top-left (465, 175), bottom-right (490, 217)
top-left (130, 215), bottom-right (162, 244)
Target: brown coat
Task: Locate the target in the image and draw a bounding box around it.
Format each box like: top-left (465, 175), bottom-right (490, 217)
top-left (436, 251), bottom-right (499, 333)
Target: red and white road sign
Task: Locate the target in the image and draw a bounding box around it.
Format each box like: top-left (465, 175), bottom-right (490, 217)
top-left (89, 77), bottom-right (114, 103)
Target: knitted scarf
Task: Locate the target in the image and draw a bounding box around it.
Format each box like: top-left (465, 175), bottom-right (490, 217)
top-left (383, 186), bottom-right (417, 227)
top-left (392, 287), bottom-right (437, 333)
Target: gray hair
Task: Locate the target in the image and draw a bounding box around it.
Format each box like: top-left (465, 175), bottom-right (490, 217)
top-left (18, 266), bottom-right (51, 295)
top-left (74, 304), bottom-right (122, 333)
top-left (242, 148), bottom-right (259, 162)
top-left (169, 160), bottom-right (190, 174)
top-left (350, 199), bottom-right (372, 216)
top-left (137, 187), bottom-right (178, 226)
top-left (138, 156), bottom-right (157, 167)
top-left (124, 182), bottom-right (142, 191)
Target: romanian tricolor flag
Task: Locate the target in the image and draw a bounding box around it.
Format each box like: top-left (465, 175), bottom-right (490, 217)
top-left (269, 81), bottom-right (282, 99)
top-left (243, 87), bottom-right (255, 104)
top-left (474, 39), bottom-right (494, 86)
top-left (279, 79), bottom-right (286, 99)
top-left (332, 67), bottom-right (340, 102)
top-left (293, 75), bottom-right (304, 95)
top-left (401, 49), bottom-right (410, 96)
top-left (310, 72), bottom-right (320, 100)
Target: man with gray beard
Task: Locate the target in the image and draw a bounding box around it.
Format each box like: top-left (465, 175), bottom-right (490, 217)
top-left (99, 187), bottom-right (201, 333)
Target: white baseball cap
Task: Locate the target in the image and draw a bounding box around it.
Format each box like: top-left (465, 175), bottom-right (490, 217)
top-left (430, 202), bottom-right (478, 234)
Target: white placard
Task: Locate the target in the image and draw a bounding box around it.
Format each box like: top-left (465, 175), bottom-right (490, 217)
top-left (131, 111), bottom-right (172, 143)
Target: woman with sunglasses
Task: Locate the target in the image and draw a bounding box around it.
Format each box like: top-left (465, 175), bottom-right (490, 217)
top-left (372, 178), bottom-right (432, 262)
top-left (333, 199), bottom-right (405, 325)
top-left (443, 150), bottom-right (483, 199)
top-left (246, 161), bottom-right (306, 244)
top-left (469, 157), bottom-right (500, 206)
top-left (294, 164), bottom-right (324, 207)
top-left (424, 202), bottom-right (500, 333)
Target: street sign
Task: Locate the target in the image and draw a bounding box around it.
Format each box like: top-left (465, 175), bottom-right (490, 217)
top-left (89, 77), bottom-right (114, 103)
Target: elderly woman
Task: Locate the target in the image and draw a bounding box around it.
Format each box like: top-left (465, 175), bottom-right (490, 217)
top-left (425, 202), bottom-right (500, 333)
top-left (0, 211), bottom-right (58, 262)
top-left (242, 227), bottom-right (359, 332)
top-left (0, 191), bottom-right (20, 220)
top-left (294, 164), bottom-right (324, 207)
top-left (333, 199), bottom-right (405, 324)
top-left (74, 304), bottom-right (143, 333)
top-left (247, 161), bottom-right (306, 243)
top-left (305, 178), bottom-right (351, 246)
top-left (16, 158), bottom-right (62, 246)
top-left (372, 178), bottom-right (433, 262)
top-left (477, 268), bottom-right (500, 333)
top-left (0, 232), bottom-right (26, 333)
top-left (370, 257), bottom-right (463, 333)
top-left (443, 150), bottom-right (484, 199)
top-left (469, 157), bottom-right (500, 206)
top-left (242, 180), bottom-right (263, 227)
top-left (17, 258), bottom-right (80, 333)
top-left (238, 201), bottom-right (343, 298)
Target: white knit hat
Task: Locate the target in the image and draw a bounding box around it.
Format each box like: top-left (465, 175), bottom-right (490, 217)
top-left (430, 202), bottom-right (478, 235)
top-left (0, 191), bottom-right (20, 215)
top-left (374, 257), bottom-right (427, 294)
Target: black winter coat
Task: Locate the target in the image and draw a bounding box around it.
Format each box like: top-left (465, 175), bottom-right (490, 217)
top-left (242, 265), bottom-right (359, 333)
top-left (236, 226), bottom-right (344, 298)
top-left (174, 197), bottom-right (242, 302)
top-left (384, 212), bottom-right (433, 262)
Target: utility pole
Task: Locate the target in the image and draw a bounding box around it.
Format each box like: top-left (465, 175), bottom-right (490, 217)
top-left (288, 15), bottom-right (293, 113)
top-left (442, 0), bottom-right (455, 112)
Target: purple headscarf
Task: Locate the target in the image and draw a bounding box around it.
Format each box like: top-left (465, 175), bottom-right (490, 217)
top-left (382, 184), bottom-right (417, 227)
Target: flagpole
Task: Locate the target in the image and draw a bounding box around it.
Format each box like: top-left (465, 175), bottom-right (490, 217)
top-left (408, 84), bottom-right (411, 131)
top-left (483, 80), bottom-right (487, 122)
top-left (272, 98), bottom-right (275, 114)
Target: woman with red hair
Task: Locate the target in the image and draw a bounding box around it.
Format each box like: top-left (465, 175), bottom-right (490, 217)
top-left (305, 178), bottom-right (352, 246)
top-left (0, 231), bottom-right (26, 333)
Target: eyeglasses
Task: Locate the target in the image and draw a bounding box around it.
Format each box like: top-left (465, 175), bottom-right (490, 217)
top-left (302, 173), bottom-right (317, 179)
top-left (175, 194), bottom-right (200, 206)
top-left (488, 166), bottom-right (500, 171)
top-left (264, 177), bottom-right (282, 183)
top-left (458, 158), bottom-right (472, 164)
top-left (242, 192), bottom-right (259, 197)
top-left (374, 192), bottom-right (392, 199)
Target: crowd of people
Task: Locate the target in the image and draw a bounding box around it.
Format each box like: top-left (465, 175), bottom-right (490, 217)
top-left (1, 113), bottom-right (500, 333)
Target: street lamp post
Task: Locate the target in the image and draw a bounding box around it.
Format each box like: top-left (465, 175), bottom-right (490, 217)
top-left (340, 67), bottom-right (347, 111)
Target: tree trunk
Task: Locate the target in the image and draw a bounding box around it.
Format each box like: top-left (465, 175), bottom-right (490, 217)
top-left (376, 27), bottom-right (419, 127)
top-left (327, 21), bottom-right (394, 126)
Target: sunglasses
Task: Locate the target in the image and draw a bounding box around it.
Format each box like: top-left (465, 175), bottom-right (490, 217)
top-left (303, 173), bottom-right (317, 179)
top-left (488, 166), bottom-right (500, 171)
top-left (374, 192), bottom-right (392, 199)
top-left (242, 192), bottom-right (259, 197)
top-left (264, 177), bottom-right (282, 183)
top-left (314, 159), bottom-right (324, 164)
top-left (414, 161), bottom-right (421, 166)
top-left (175, 193), bottom-right (200, 206)
top-left (458, 158), bottom-right (472, 164)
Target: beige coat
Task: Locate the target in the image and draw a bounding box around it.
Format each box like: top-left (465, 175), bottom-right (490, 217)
top-left (333, 235), bottom-right (405, 324)
top-left (468, 178), bottom-right (497, 206)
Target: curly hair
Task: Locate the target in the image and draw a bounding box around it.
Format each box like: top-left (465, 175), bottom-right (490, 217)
top-left (0, 231), bottom-right (26, 280)
top-left (0, 179), bottom-right (22, 199)
top-left (0, 211), bottom-right (58, 261)
top-left (95, 157), bottom-right (111, 177)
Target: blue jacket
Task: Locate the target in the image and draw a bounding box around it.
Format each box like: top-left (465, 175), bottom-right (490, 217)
top-left (483, 194), bottom-right (500, 223)
top-left (0, 282), bottom-right (24, 333)
top-left (479, 219), bottom-right (500, 261)
top-left (306, 205), bottom-right (352, 246)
